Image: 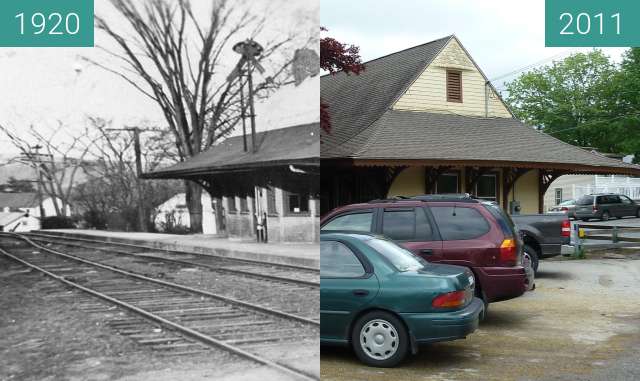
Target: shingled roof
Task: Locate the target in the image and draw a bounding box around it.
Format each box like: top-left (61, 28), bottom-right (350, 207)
top-left (145, 123), bottom-right (319, 179)
top-left (321, 36), bottom-right (640, 175)
top-left (0, 193), bottom-right (38, 208)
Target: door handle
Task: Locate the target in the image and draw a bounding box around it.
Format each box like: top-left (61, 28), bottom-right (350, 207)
top-left (352, 289), bottom-right (369, 297)
top-left (420, 249), bottom-right (433, 255)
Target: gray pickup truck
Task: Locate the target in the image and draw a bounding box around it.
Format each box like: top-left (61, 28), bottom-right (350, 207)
top-left (511, 214), bottom-right (571, 274)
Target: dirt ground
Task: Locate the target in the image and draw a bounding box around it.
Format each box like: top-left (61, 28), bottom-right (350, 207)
top-left (321, 253), bottom-right (640, 381)
top-left (0, 256), bottom-right (304, 381)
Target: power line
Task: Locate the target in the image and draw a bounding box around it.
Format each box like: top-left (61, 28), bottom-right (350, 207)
top-left (489, 49), bottom-right (576, 83)
top-left (540, 112), bottom-right (640, 135)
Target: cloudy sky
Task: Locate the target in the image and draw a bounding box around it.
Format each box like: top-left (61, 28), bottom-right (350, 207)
top-left (321, 0), bottom-right (626, 92)
top-left (0, 0), bottom-right (318, 156)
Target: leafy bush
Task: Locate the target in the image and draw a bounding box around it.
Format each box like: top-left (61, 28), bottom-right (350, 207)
top-left (82, 210), bottom-right (107, 229)
top-left (158, 210), bottom-right (190, 234)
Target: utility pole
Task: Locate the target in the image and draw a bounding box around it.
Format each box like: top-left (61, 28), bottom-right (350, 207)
top-left (30, 145), bottom-right (46, 219)
top-left (106, 127), bottom-right (147, 232)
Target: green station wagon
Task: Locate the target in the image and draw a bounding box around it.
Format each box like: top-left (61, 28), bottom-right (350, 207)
top-left (321, 232), bottom-right (484, 367)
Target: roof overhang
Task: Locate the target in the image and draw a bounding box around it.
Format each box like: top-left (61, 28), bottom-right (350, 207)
top-left (143, 158), bottom-right (320, 180)
top-left (322, 158), bottom-right (640, 176)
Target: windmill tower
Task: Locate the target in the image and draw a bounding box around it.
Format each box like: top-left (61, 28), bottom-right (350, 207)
top-left (228, 39), bottom-right (267, 153)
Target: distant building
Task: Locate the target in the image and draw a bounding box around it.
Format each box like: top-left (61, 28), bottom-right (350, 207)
top-left (0, 212), bottom-right (40, 232)
top-left (544, 174), bottom-right (640, 210)
top-left (0, 192), bottom-right (71, 218)
top-left (154, 192), bottom-right (217, 234)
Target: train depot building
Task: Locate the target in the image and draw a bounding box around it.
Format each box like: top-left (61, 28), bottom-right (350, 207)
top-left (320, 35), bottom-right (640, 214)
top-left (147, 70), bottom-right (320, 243)
top-left (147, 123), bottom-right (319, 243)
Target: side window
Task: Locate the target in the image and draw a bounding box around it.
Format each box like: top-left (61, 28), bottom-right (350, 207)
top-left (382, 208), bottom-right (433, 241)
top-left (596, 196), bottom-right (606, 204)
top-left (610, 195), bottom-right (621, 204)
top-left (621, 195), bottom-right (633, 204)
top-left (322, 212), bottom-right (373, 232)
top-left (431, 206), bottom-right (490, 240)
top-left (321, 241), bottom-right (366, 278)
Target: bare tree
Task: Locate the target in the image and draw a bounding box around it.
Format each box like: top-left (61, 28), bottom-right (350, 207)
top-left (0, 122), bottom-right (96, 217)
top-left (92, 0), bottom-right (302, 232)
top-left (74, 117), bottom-right (182, 231)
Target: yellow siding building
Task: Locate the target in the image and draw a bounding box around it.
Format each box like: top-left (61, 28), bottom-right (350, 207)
top-left (321, 35), bottom-right (640, 215)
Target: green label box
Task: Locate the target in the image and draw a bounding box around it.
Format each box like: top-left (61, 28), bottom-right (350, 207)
top-left (546, 0), bottom-right (640, 47)
top-left (0, 0), bottom-right (94, 47)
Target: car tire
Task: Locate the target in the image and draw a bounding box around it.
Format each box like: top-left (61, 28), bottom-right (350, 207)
top-left (523, 244), bottom-right (539, 275)
top-left (601, 211), bottom-right (610, 221)
top-left (473, 282), bottom-right (488, 321)
top-left (351, 311), bottom-right (409, 367)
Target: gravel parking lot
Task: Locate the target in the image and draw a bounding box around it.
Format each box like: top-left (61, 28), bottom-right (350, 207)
top-left (321, 255), bottom-right (640, 381)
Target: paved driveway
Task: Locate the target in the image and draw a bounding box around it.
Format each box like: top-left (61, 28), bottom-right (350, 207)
top-left (321, 257), bottom-right (640, 381)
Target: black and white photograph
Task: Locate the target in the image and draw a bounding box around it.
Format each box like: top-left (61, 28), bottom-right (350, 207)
top-left (0, 0), bottom-right (319, 380)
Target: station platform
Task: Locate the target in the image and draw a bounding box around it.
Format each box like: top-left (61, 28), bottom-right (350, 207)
top-left (38, 229), bottom-right (319, 268)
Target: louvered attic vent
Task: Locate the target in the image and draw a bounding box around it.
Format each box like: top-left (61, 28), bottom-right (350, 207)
top-left (446, 70), bottom-right (462, 103)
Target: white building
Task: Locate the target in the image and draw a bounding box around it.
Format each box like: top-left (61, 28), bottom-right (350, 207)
top-left (0, 212), bottom-right (40, 232)
top-left (0, 192), bottom-right (71, 218)
top-left (544, 174), bottom-right (640, 210)
top-left (154, 192), bottom-right (217, 234)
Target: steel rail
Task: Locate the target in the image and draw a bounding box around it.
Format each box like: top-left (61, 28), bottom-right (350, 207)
top-left (26, 231), bottom-right (319, 272)
top-left (0, 245), bottom-right (317, 381)
top-left (4, 233), bottom-right (319, 326)
top-left (26, 233), bottom-right (319, 287)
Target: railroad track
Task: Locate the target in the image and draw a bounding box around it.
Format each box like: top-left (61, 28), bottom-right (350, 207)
top-left (24, 232), bottom-right (319, 286)
top-left (0, 233), bottom-right (318, 381)
top-left (22, 232), bottom-right (319, 322)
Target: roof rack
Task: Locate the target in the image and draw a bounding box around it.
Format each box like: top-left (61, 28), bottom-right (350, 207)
top-left (368, 193), bottom-right (482, 204)
top-left (367, 196), bottom-right (412, 204)
top-left (411, 193), bottom-right (480, 203)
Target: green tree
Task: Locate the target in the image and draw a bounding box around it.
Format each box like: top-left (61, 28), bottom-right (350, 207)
top-left (505, 50), bottom-right (630, 153)
top-left (607, 48), bottom-right (640, 162)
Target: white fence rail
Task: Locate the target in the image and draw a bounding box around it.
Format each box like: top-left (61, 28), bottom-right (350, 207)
top-left (573, 185), bottom-right (640, 200)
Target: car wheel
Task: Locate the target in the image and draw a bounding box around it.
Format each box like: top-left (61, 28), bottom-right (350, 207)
top-left (601, 211), bottom-right (610, 221)
top-left (351, 311), bottom-right (409, 367)
top-left (473, 281), bottom-right (488, 321)
top-left (523, 244), bottom-right (539, 275)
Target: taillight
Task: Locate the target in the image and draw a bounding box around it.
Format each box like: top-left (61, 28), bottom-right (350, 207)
top-left (499, 238), bottom-right (517, 264)
top-left (432, 290), bottom-right (466, 308)
top-left (560, 207), bottom-right (568, 211)
top-left (561, 219), bottom-right (570, 237)
top-left (593, 205), bottom-right (598, 211)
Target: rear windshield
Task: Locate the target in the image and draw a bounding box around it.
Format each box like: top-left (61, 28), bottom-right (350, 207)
top-left (576, 195), bottom-right (594, 205)
top-left (364, 237), bottom-right (425, 272)
top-left (482, 202), bottom-right (516, 238)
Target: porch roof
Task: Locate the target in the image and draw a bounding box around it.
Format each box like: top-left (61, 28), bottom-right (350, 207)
top-left (145, 123), bottom-right (319, 179)
top-left (323, 110), bottom-right (640, 175)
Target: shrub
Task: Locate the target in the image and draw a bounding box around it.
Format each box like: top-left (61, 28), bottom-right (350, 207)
top-left (41, 216), bottom-right (76, 229)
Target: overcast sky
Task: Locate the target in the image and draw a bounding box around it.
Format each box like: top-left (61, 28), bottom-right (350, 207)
top-left (321, 0), bottom-right (626, 92)
top-left (0, 0), bottom-right (318, 156)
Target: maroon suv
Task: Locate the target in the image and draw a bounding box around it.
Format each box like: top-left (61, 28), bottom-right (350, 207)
top-left (321, 195), bottom-right (529, 307)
